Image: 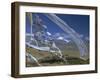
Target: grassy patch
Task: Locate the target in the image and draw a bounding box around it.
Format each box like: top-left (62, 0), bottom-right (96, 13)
top-left (26, 47), bottom-right (89, 67)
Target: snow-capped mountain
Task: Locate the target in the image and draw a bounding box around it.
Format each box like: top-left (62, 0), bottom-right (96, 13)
top-left (51, 33), bottom-right (71, 43)
top-left (26, 32), bottom-right (71, 44)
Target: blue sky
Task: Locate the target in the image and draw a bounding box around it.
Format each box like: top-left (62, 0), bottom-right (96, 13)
top-left (26, 13), bottom-right (89, 38)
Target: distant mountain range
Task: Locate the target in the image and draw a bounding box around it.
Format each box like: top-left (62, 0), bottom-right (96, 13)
top-left (26, 31), bottom-right (89, 47)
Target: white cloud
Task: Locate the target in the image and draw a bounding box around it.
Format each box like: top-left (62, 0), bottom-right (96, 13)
top-left (64, 39), bottom-right (70, 43)
top-left (57, 36), bottom-right (64, 40)
top-left (47, 32), bottom-right (52, 35)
